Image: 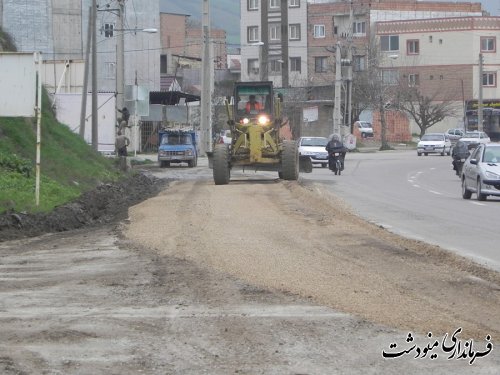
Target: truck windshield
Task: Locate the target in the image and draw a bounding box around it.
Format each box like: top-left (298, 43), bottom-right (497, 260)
top-left (161, 134), bottom-right (192, 145)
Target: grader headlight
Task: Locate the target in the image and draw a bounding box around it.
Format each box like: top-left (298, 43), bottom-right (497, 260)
top-left (240, 117), bottom-right (250, 125)
top-left (258, 115), bottom-right (270, 125)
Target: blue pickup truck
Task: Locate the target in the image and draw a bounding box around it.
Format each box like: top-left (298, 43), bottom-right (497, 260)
top-left (158, 129), bottom-right (198, 168)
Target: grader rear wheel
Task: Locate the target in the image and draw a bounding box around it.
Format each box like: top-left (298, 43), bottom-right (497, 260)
top-left (281, 140), bottom-right (299, 180)
top-left (213, 144), bottom-right (230, 185)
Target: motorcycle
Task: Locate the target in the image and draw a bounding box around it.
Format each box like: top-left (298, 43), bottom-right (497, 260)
top-left (329, 152), bottom-right (344, 175)
top-left (452, 157), bottom-right (466, 177)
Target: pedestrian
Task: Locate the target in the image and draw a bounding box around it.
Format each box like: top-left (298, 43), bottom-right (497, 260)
top-left (117, 107), bottom-right (130, 125)
top-left (115, 130), bottom-right (130, 157)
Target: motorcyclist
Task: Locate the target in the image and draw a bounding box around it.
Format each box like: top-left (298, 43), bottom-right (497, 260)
top-left (451, 139), bottom-right (470, 176)
top-left (325, 134), bottom-right (347, 172)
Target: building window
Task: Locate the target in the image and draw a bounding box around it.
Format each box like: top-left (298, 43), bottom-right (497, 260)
top-left (248, 59), bottom-right (259, 75)
top-left (352, 21), bottom-right (366, 36)
top-left (407, 40), bottom-right (419, 55)
top-left (270, 24), bottom-right (281, 41)
top-left (408, 73), bottom-right (419, 86)
top-left (313, 25), bottom-right (325, 38)
top-left (481, 37), bottom-right (496, 52)
top-left (270, 60), bottom-right (282, 73)
top-left (289, 24), bottom-right (300, 40)
top-left (248, 0), bottom-right (258, 10)
top-left (353, 56), bottom-right (365, 72)
top-left (160, 55), bottom-right (167, 74)
top-left (290, 57), bottom-right (301, 72)
top-left (248, 26), bottom-right (259, 43)
top-left (429, 36), bottom-right (433, 43)
top-left (104, 62), bottom-right (116, 79)
top-left (289, 0), bottom-right (300, 7)
top-left (429, 75), bottom-right (434, 80)
top-left (380, 35), bottom-right (399, 51)
top-left (315, 56), bottom-right (328, 73)
top-left (381, 69), bottom-right (398, 85)
top-left (270, 0), bottom-right (280, 8)
top-left (104, 23), bottom-right (114, 38)
top-left (483, 72), bottom-right (496, 87)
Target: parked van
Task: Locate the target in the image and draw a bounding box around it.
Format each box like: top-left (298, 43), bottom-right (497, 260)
top-left (354, 121), bottom-right (374, 138)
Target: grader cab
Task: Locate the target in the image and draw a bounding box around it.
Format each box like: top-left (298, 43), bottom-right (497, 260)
top-left (210, 81), bottom-right (311, 185)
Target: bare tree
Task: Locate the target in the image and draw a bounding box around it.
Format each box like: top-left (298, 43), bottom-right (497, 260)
top-left (396, 87), bottom-right (458, 138)
top-left (352, 41), bottom-right (397, 150)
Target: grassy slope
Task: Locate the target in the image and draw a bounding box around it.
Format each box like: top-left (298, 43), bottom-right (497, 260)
top-left (0, 90), bottom-right (121, 214)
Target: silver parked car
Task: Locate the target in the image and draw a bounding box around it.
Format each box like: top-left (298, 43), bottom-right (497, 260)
top-left (462, 143), bottom-right (500, 201)
top-left (298, 136), bottom-right (329, 167)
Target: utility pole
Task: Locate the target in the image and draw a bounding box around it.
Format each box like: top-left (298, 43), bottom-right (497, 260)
top-left (478, 53), bottom-right (483, 131)
top-left (333, 42), bottom-right (342, 137)
top-left (261, 0), bottom-right (269, 81)
top-left (200, 0), bottom-right (213, 155)
top-left (345, 1), bottom-right (354, 136)
top-left (80, 6), bottom-right (92, 138)
top-left (91, 0), bottom-right (98, 151)
top-left (280, 0), bottom-right (289, 88)
top-left (116, 0), bottom-right (125, 116)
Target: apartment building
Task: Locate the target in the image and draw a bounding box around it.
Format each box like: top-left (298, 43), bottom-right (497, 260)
top-left (240, 0), bottom-right (308, 87)
top-left (376, 16), bottom-right (500, 131)
top-left (307, 0), bottom-right (484, 87)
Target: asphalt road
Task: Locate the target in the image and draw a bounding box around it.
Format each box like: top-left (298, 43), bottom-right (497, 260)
top-left (301, 150), bottom-right (500, 272)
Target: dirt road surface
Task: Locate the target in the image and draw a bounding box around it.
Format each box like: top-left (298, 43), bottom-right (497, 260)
top-left (1, 167), bottom-right (499, 374)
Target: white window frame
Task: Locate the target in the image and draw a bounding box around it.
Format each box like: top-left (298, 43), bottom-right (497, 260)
top-left (353, 56), bottom-right (366, 72)
top-left (380, 35), bottom-right (399, 51)
top-left (289, 0), bottom-right (300, 7)
top-left (313, 25), bottom-right (325, 39)
top-left (248, 59), bottom-right (259, 75)
top-left (483, 72), bottom-right (496, 87)
top-left (270, 24), bottom-right (281, 41)
top-left (481, 37), bottom-right (496, 52)
top-left (248, 0), bottom-right (258, 10)
top-left (248, 26), bottom-right (259, 43)
top-left (407, 40), bottom-right (419, 55)
top-left (270, 0), bottom-right (280, 8)
top-left (289, 24), bottom-right (300, 40)
top-left (353, 21), bottom-right (366, 36)
top-left (104, 62), bottom-right (116, 79)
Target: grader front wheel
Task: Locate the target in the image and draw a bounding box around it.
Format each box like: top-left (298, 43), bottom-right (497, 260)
top-left (213, 144), bottom-right (231, 185)
top-left (281, 140), bottom-right (299, 180)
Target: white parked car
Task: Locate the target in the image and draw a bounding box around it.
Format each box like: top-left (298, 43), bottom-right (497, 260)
top-left (462, 143), bottom-right (500, 201)
top-left (354, 121), bottom-right (374, 138)
top-left (417, 133), bottom-right (452, 156)
top-left (459, 131), bottom-right (490, 148)
top-left (298, 136), bottom-right (329, 168)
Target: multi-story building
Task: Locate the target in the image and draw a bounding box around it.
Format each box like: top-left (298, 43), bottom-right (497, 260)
top-left (0, 0), bottom-right (161, 95)
top-left (376, 16), bottom-right (500, 131)
top-left (160, 12), bottom-right (228, 93)
top-left (307, 0), bottom-right (484, 87)
top-left (240, 0), bottom-right (308, 87)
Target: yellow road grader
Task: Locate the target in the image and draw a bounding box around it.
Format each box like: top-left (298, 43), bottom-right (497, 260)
top-left (209, 81), bottom-right (311, 185)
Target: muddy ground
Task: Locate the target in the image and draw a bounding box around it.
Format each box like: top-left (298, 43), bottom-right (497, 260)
top-left (0, 164), bottom-right (499, 374)
top-left (0, 171), bottom-right (167, 242)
